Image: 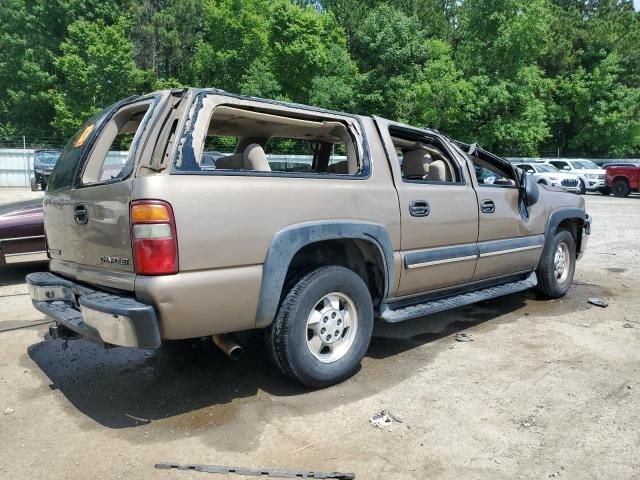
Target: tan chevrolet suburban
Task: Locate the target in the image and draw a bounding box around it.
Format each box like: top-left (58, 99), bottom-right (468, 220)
top-left (27, 88), bottom-right (591, 388)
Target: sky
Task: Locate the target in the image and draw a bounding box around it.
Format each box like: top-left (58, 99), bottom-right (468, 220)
top-left (635, 0), bottom-right (640, 11)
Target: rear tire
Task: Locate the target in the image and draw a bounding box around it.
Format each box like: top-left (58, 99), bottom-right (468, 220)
top-left (612, 179), bottom-right (630, 197)
top-left (535, 229), bottom-right (576, 298)
top-left (266, 266), bottom-right (374, 388)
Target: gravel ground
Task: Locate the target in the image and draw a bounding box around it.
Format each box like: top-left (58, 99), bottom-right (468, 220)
top-left (0, 188), bottom-right (638, 480)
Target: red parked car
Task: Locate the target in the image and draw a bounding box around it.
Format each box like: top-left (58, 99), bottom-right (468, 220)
top-left (605, 164), bottom-right (640, 197)
top-left (0, 199), bottom-right (46, 265)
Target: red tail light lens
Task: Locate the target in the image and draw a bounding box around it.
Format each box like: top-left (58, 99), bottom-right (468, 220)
top-left (130, 200), bottom-right (178, 275)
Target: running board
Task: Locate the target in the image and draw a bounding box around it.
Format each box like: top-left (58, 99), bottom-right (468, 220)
top-left (380, 272), bottom-right (537, 323)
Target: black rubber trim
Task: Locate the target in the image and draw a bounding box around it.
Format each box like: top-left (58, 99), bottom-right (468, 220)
top-left (545, 208), bottom-right (586, 241)
top-left (255, 221), bottom-right (394, 328)
top-left (543, 207), bottom-right (587, 260)
top-left (26, 272), bottom-right (161, 348)
top-left (404, 235), bottom-right (544, 268)
top-left (404, 243), bottom-right (477, 267)
top-left (477, 234), bottom-right (544, 255)
top-left (174, 89), bottom-right (372, 180)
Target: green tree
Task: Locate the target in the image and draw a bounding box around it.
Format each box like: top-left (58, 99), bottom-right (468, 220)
top-left (131, 0), bottom-right (203, 84)
top-left (192, 0), bottom-right (356, 108)
top-left (352, 4), bottom-right (474, 134)
top-left (51, 18), bottom-right (147, 136)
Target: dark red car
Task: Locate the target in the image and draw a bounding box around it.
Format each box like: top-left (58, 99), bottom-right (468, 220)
top-left (605, 164), bottom-right (640, 197)
top-left (0, 199), bottom-right (46, 265)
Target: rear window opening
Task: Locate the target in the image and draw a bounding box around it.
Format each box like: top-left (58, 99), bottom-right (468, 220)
top-left (178, 104), bottom-right (362, 176)
top-left (81, 102), bottom-right (152, 185)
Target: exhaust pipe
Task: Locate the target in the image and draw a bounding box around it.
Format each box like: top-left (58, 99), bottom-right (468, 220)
top-left (212, 334), bottom-right (243, 360)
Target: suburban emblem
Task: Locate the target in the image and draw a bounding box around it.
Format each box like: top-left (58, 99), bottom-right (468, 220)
top-left (100, 256), bottom-right (130, 266)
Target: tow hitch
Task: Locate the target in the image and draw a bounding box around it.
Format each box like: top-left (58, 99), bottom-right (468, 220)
top-left (49, 323), bottom-right (80, 341)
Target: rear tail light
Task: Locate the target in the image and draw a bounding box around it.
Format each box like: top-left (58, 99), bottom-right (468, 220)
top-left (130, 200), bottom-right (178, 275)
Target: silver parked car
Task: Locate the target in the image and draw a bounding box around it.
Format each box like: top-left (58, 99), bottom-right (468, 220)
top-left (514, 162), bottom-right (580, 193)
top-left (544, 159), bottom-right (608, 194)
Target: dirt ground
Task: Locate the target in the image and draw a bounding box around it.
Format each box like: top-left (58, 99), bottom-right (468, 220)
top-left (0, 187), bottom-right (638, 480)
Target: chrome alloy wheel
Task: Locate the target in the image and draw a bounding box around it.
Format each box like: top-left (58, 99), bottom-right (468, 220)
top-left (305, 292), bottom-right (358, 363)
top-left (554, 242), bottom-right (570, 284)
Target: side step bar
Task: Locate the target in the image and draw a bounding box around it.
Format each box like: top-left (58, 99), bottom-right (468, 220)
top-left (380, 272), bottom-right (537, 323)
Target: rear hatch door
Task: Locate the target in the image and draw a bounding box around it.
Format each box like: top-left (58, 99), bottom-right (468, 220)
top-left (44, 92), bottom-right (177, 291)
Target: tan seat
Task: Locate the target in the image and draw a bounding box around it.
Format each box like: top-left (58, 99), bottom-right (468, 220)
top-left (243, 143), bottom-right (271, 171)
top-left (327, 160), bottom-right (348, 174)
top-left (215, 143), bottom-right (271, 172)
top-left (402, 150), bottom-right (432, 179)
top-left (427, 160), bottom-right (447, 182)
top-left (215, 153), bottom-right (243, 169)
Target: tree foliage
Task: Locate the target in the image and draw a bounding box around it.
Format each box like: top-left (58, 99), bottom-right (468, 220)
top-left (0, 0), bottom-right (639, 156)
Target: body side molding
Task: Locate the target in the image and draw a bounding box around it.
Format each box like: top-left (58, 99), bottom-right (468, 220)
top-left (404, 235), bottom-right (545, 269)
top-left (255, 221), bottom-right (395, 328)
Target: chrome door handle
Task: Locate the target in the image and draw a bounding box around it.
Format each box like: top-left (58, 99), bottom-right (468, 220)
top-left (480, 200), bottom-right (495, 214)
top-left (409, 200), bottom-right (430, 217)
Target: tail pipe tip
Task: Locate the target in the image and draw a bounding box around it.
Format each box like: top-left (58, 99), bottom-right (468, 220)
top-left (212, 334), bottom-right (243, 361)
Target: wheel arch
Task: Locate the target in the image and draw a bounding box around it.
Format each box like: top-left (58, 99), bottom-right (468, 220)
top-left (544, 208), bottom-right (586, 259)
top-left (612, 175), bottom-right (629, 185)
top-left (256, 221), bottom-right (394, 328)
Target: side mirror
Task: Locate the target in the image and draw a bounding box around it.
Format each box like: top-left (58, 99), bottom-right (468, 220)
top-left (524, 173), bottom-right (540, 207)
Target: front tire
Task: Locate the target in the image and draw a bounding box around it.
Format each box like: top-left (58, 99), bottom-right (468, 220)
top-left (267, 266), bottom-right (374, 388)
top-left (612, 179), bottom-right (630, 197)
top-left (535, 229), bottom-right (576, 298)
top-left (577, 179), bottom-right (586, 195)
top-left (30, 177), bottom-right (38, 191)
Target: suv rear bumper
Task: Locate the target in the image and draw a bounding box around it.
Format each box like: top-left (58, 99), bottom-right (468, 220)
top-left (26, 272), bottom-right (161, 348)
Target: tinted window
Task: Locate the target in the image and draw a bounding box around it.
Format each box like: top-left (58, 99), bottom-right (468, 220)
top-left (46, 109), bottom-right (112, 192)
top-left (517, 164), bottom-right (535, 173)
top-left (571, 160), bottom-right (598, 170)
top-left (549, 161), bottom-right (567, 169)
top-left (34, 151), bottom-right (60, 167)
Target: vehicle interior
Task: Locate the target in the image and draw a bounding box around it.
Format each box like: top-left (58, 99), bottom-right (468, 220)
top-left (193, 106), bottom-right (361, 175)
top-left (389, 128), bottom-right (460, 183)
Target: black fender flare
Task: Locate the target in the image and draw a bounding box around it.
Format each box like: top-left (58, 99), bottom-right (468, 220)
top-left (255, 221), bottom-right (395, 328)
top-left (543, 207), bottom-right (587, 257)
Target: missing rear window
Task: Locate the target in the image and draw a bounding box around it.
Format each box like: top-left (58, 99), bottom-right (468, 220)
top-left (177, 103), bottom-right (362, 176)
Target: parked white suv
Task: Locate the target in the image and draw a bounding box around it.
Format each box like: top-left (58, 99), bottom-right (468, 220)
top-left (514, 162), bottom-right (580, 193)
top-left (543, 159), bottom-right (607, 194)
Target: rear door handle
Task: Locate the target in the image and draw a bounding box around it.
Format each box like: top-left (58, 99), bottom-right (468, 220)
top-left (73, 203), bottom-right (88, 225)
top-left (480, 199), bottom-right (495, 214)
top-left (409, 200), bottom-right (430, 217)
